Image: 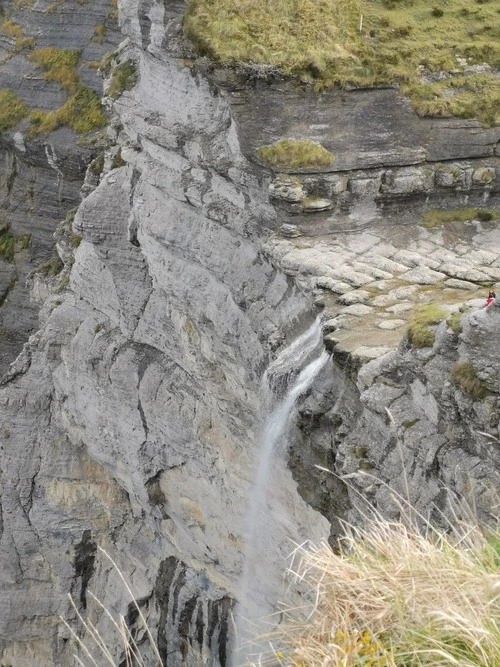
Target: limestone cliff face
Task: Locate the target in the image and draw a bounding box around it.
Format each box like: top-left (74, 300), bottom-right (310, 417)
top-left (1, 0), bottom-right (500, 665)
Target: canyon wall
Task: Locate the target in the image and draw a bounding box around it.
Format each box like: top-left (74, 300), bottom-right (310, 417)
top-left (0, 0), bottom-right (500, 664)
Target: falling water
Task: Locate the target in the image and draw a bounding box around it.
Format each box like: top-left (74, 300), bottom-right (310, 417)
top-left (233, 317), bottom-right (329, 664)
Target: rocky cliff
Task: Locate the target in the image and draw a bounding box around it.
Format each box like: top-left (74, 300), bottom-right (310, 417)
top-left (1, 0), bottom-right (500, 665)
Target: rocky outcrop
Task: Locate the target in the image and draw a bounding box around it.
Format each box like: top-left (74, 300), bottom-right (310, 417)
top-left (0, 0), bottom-right (500, 664)
top-left (0, 0), bottom-right (121, 374)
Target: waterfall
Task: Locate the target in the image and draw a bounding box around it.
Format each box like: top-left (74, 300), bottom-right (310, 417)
top-left (233, 317), bottom-right (329, 664)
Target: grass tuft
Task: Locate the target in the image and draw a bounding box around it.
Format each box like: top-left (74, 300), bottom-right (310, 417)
top-left (29, 88), bottom-right (107, 135)
top-left (27, 47), bottom-right (107, 135)
top-left (447, 311), bottom-right (463, 336)
top-left (407, 303), bottom-right (446, 348)
top-left (256, 138), bottom-right (334, 169)
top-left (29, 47), bottom-right (81, 90)
top-left (0, 89), bottom-right (28, 132)
top-left (450, 361), bottom-right (489, 399)
top-left (268, 519), bottom-right (500, 666)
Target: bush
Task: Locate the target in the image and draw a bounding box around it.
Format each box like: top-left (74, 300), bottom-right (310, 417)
top-left (450, 361), bottom-right (489, 399)
top-left (256, 139), bottom-right (334, 169)
top-left (407, 303), bottom-right (446, 348)
top-left (269, 519), bottom-right (500, 667)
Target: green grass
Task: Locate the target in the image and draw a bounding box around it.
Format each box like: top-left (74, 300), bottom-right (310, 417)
top-left (256, 139), bottom-right (334, 168)
top-left (0, 223), bottom-right (31, 262)
top-left (28, 48), bottom-right (107, 135)
top-left (0, 223), bottom-right (17, 262)
top-left (451, 360), bottom-right (489, 399)
top-left (0, 89), bottom-right (28, 132)
top-left (184, 0), bottom-right (500, 125)
top-left (107, 60), bottom-right (137, 99)
top-left (29, 47), bottom-right (81, 90)
top-left (407, 303), bottom-right (447, 348)
top-left (1, 16), bottom-right (36, 51)
top-left (421, 208), bottom-right (500, 228)
top-left (447, 311), bottom-right (464, 336)
top-left (29, 88), bottom-right (107, 135)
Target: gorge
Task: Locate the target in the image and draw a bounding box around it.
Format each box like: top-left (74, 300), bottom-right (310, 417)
top-left (1, 0), bottom-right (500, 664)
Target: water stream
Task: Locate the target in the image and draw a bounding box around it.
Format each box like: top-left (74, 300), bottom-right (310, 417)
top-left (233, 317), bottom-right (329, 664)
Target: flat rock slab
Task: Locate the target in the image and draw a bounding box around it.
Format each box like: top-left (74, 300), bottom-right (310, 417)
top-left (399, 267), bottom-right (446, 284)
top-left (386, 302), bottom-right (414, 314)
top-left (340, 303), bottom-right (374, 316)
top-left (378, 319), bottom-right (406, 330)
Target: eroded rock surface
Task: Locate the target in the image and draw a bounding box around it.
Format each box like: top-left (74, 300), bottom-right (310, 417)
top-left (0, 0), bottom-right (500, 664)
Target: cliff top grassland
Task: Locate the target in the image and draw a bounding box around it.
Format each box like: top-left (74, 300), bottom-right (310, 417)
top-left (184, 0), bottom-right (500, 125)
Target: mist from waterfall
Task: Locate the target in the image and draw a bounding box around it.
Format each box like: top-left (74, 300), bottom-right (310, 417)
top-left (233, 317), bottom-right (329, 664)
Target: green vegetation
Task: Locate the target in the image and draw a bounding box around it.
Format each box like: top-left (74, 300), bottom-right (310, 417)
top-left (29, 47), bottom-right (80, 90)
top-left (421, 207), bottom-right (500, 228)
top-left (36, 253), bottom-right (64, 277)
top-left (1, 16), bottom-right (35, 51)
top-left (271, 519), bottom-right (500, 666)
top-left (0, 223), bottom-right (31, 262)
top-left (0, 89), bottom-right (28, 132)
top-left (407, 303), bottom-right (446, 348)
top-left (107, 60), bottom-right (137, 99)
top-left (90, 151), bottom-right (105, 175)
top-left (29, 88), bottom-right (107, 136)
top-left (447, 310), bottom-right (464, 336)
top-left (451, 360), bottom-right (489, 399)
top-left (402, 418), bottom-right (420, 429)
top-left (185, 0), bottom-right (500, 125)
top-left (92, 24), bottom-right (106, 44)
top-left (111, 148), bottom-right (125, 169)
top-left (0, 223), bottom-right (17, 262)
top-left (27, 48), bottom-right (107, 135)
top-left (257, 139), bottom-right (334, 168)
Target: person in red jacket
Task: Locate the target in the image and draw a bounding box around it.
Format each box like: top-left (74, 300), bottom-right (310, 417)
top-left (483, 289), bottom-right (496, 308)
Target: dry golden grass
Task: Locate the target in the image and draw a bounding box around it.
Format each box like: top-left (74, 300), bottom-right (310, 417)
top-left (262, 519), bottom-right (500, 666)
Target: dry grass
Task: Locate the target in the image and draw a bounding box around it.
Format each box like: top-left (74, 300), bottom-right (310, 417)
top-left (256, 139), bottom-right (334, 169)
top-left (264, 519), bottom-right (500, 666)
top-left (185, 0), bottom-right (500, 125)
top-left (62, 547), bottom-right (164, 667)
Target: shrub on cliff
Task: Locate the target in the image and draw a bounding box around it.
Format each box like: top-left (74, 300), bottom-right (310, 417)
top-left (266, 519), bottom-right (500, 666)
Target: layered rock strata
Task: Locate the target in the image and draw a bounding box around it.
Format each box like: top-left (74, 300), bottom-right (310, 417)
top-left (0, 0), bottom-right (500, 664)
